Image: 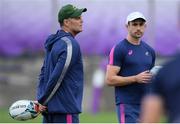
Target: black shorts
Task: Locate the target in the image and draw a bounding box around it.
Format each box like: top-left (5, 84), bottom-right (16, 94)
top-left (42, 113), bottom-right (79, 123)
top-left (116, 103), bottom-right (140, 123)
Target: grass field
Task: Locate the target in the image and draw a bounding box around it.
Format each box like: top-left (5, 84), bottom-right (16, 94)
top-left (0, 108), bottom-right (118, 123)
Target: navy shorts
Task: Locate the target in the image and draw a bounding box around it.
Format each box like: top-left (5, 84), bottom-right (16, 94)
top-left (42, 113), bottom-right (79, 123)
top-left (116, 104), bottom-right (140, 123)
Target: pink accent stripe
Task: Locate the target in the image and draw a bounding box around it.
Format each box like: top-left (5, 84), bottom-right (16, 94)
top-left (109, 46), bottom-right (115, 65)
top-left (120, 104), bottom-right (125, 123)
top-left (66, 114), bottom-right (72, 123)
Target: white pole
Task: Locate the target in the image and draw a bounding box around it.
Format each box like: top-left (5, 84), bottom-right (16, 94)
top-left (147, 0), bottom-right (156, 47)
top-left (51, 0), bottom-right (59, 32)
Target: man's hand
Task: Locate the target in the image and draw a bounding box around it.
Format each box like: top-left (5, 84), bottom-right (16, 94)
top-left (135, 70), bottom-right (153, 83)
top-left (34, 101), bottom-right (47, 113)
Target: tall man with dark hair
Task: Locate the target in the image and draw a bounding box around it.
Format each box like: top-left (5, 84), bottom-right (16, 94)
top-left (106, 12), bottom-right (155, 123)
top-left (36, 4), bottom-right (87, 123)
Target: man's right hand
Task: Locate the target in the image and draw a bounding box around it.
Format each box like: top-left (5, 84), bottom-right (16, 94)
top-left (34, 101), bottom-right (47, 113)
top-left (135, 70), bottom-right (153, 83)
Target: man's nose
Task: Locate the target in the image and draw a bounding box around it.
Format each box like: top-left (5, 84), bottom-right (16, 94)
top-left (80, 17), bottom-right (83, 23)
top-left (137, 25), bottom-right (141, 30)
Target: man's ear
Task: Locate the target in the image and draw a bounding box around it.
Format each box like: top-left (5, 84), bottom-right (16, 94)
top-left (144, 23), bottom-right (147, 28)
top-left (63, 19), bottom-right (70, 26)
top-left (125, 24), bottom-right (128, 29)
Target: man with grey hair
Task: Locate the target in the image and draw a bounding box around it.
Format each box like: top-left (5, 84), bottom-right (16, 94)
top-left (36, 4), bottom-right (87, 123)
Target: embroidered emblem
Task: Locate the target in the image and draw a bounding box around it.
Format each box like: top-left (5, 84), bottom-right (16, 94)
top-left (128, 50), bottom-right (133, 55)
top-left (145, 51), bottom-right (149, 56)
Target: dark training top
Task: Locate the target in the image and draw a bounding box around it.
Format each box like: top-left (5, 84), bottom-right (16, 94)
top-left (109, 39), bottom-right (155, 105)
top-left (151, 54), bottom-right (180, 123)
top-left (37, 30), bottom-right (84, 113)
